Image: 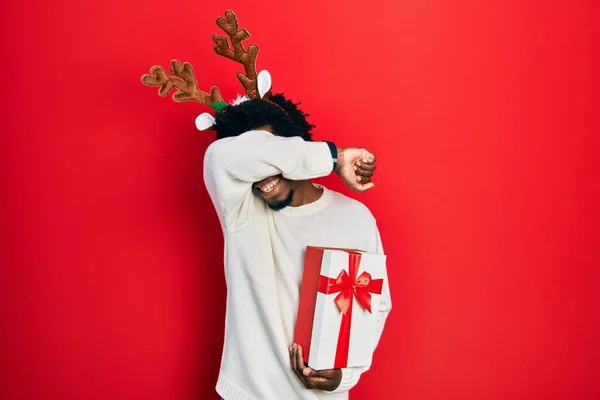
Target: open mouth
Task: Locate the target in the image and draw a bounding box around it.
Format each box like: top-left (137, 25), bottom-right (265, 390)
top-left (254, 175), bottom-right (282, 195)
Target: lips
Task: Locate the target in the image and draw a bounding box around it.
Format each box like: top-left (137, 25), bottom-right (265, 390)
top-left (254, 175), bottom-right (282, 194)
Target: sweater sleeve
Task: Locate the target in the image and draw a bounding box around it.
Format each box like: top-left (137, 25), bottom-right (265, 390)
top-left (203, 130), bottom-right (334, 231)
top-left (329, 224), bottom-right (392, 393)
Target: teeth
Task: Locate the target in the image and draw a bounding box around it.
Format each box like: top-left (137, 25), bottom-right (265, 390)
top-left (260, 178), bottom-right (280, 193)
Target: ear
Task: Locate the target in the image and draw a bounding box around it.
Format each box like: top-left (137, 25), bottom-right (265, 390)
top-left (257, 70), bottom-right (272, 100)
top-left (195, 113), bottom-right (216, 131)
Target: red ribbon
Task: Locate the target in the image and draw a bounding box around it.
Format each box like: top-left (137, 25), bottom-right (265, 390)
top-left (317, 252), bottom-right (383, 368)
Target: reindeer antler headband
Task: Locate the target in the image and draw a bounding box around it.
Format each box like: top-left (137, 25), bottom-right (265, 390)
top-left (141, 10), bottom-right (272, 131)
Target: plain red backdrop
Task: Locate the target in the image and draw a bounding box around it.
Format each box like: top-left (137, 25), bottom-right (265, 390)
top-left (1, 1), bottom-right (599, 399)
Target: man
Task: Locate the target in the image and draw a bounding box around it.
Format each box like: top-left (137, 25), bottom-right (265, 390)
top-left (204, 96), bottom-right (392, 400)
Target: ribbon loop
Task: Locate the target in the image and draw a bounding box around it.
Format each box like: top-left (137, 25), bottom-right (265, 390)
top-left (318, 263), bottom-right (383, 315)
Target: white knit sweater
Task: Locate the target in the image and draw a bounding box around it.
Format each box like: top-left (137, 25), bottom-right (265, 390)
top-left (203, 130), bottom-right (392, 400)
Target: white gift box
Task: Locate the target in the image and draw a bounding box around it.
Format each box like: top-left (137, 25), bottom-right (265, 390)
top-left (294, 247), bottom-right (387, 370)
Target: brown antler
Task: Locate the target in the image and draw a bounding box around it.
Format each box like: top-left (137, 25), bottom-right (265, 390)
top-left (212, 10), bottom-right (260, 99)
top-left (141, 60), bottom-right (224, 106)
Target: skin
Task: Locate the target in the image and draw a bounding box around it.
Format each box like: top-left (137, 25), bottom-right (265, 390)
top-left (290, 343), bottom-right (343, 391)
top-left (252, 127), bottom-right (377, 210)
top-left (253, 126), bottom-right (377, 391)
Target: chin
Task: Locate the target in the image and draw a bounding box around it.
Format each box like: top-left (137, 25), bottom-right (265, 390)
top-left (266, 190), bottom-right (294, 210)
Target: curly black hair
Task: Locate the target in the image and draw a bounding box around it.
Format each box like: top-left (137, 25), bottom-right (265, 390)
top-left (214, 93), bottom-right (315, 141)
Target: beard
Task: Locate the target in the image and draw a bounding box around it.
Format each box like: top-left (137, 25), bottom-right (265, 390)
top-left (267, 189), bottom-right (294, 211)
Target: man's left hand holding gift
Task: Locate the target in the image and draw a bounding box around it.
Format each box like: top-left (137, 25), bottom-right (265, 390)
top-left (289, 343), bottom-right (342, 391)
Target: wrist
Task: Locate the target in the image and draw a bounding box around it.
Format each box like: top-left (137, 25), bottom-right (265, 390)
top-left (335, 148), bottom-right (345, 174)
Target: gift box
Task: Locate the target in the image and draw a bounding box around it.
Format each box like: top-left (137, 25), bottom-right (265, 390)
top-left (294, 246), bottom-right (387, 370)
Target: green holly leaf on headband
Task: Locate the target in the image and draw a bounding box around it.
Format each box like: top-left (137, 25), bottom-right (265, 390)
top-left (211, 101), bottom-right (228, 113)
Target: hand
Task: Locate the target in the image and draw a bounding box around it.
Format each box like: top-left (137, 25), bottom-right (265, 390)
top-left (289, 343), bottom-right (342, 392)
top-left (335, 147), bottom-right (377, 193)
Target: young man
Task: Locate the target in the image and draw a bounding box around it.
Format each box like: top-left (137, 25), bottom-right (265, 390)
top-left (140, 11), bottom-right (391, 398)
top-left (204, 97), bottom-right (392, 400)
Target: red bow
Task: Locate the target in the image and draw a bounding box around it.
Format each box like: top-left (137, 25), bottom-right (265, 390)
top-left (318, 264), bottom-right (383, 314)
top-left (316, 251), bottom-right (383, 368)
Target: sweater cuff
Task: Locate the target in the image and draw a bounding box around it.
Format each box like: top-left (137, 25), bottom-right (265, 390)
top-left (329, 368), bottom-right (361, 393)
top-left (323, 141), bottom-right (338, 172)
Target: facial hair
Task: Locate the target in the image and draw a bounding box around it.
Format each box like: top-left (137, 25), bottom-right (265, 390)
top-left (267, 189), bottom-right (294, 211)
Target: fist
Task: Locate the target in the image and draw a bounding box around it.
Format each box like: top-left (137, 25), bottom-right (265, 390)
top-left (336, 147), bottom-right (377, 193)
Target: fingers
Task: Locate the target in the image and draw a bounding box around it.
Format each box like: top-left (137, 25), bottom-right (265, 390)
top-left (290, 344), bottom-right (303, 372)
top-left (297, 345), bottom-right (316, 378)
top-left (294, 344), bottom-right (305, 372)
top-left (290, 343), bottom-right (312, 388)
top-left (355, 160), bottom-right (377, 172)
top-left (289, 343), bottom-right (338, 390)
top-left (336, 148), bottom-right (378, 193)
top-left (356, 169), bottom-right (374, 178)
top-left (355, 166), bottom-right (374, 184)
top-left (354, 154), bottom-right (376, 185)
top-left (289, 344), bottom-right (306, 387)
top-left (289, 345), bottom-right (299, 374)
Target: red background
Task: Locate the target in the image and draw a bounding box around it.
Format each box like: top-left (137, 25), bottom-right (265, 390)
top-left (1, 1), bottom-right (599, 399)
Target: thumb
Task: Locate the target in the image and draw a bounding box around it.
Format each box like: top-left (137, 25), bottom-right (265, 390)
top-left (302, 367), bottom-right (319, 377)
top-left (357, 182), bottom-right (375, 193)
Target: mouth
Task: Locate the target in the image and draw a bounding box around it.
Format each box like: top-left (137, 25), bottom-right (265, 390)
top-left (254, 175), bottom-right (282, 197)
